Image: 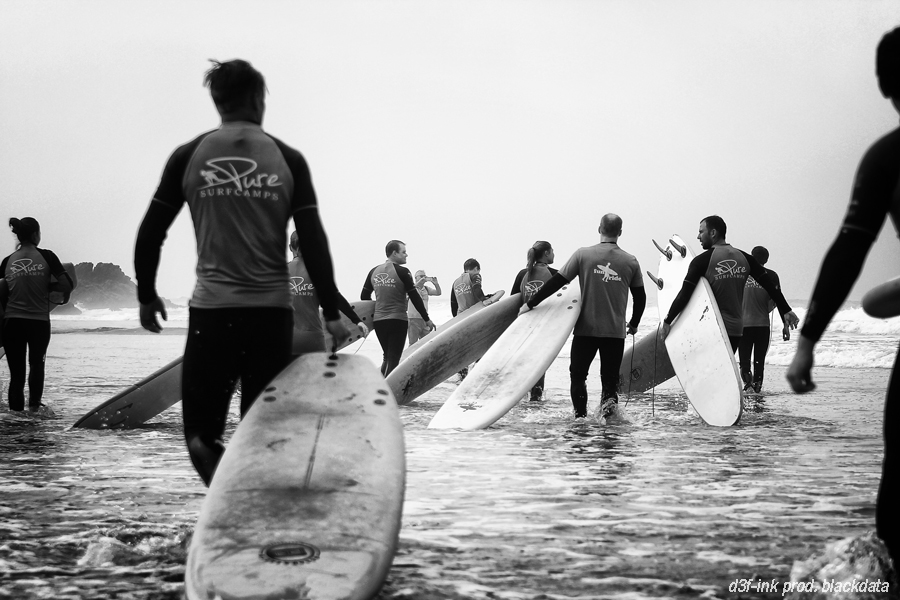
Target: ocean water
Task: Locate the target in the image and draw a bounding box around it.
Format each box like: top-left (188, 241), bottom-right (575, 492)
top-left (0, 299), bottom-right (898, 599)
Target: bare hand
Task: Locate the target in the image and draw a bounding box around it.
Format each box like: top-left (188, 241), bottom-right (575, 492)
top-left (425, 319), bottom-right (436, 333)
top-left (783, 310), bottom-right (800, 330)
top-left (782, 326), bottom-right (791, 341)
top-left (357, 322), bottom-right (369, 337)
top-left (626, 324), bottom-right (637, 336)
top-left (140, 297), bottom-right (168, 333)
top-left (518, 303), bottom-right (532, 316)
top-left (325, 319), bottom-right (351, 352)
top-left (660, 321), bottom-right (671, 341)
top-left (786, 336), bottom-right (816, 393)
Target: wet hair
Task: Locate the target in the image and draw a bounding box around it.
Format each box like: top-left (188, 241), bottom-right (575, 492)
top-left (751, 246), bottom-right (769, 265)
top-left (9, 217), bottom-right (40, 245)
top-left (701, 215), bottom-right (727, 239)
top-left (463, 258), bottom-right (480, 271)
top-left (598, 214), bottom-right (623, 236)
top-left (204, 59), bottom-right (267, 113)
top-left (385, 240), bottom-right (405, 257)
top-left (524, 241), bottom-right (553, 284)
top-left (877, 27), bottom-right (900, 98)
top-left (289, 230), bottom-right (300, 252)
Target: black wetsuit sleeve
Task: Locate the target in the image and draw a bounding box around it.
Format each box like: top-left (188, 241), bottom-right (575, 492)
top-left (450, 289), bottom-right (458, 317)
top-left (398, 265), bottom-right (429, 322)
top-left (39, 249), bottom-right (73, 297)
top-left (511, 269), bottom-right (526, 296)
top-left (629, 285), bottom-right (647, 330)
top-left (135, 140), bottom-right (196, 304)
top-left (270, 136), bottom-right (318, 214)
top-left (663, 252), bottom-right (710, 324)
top-left (744, 252), bottom-right (791, 316)
top-left (336, 293), bottom-right (361, 324)
top-left (525, 272), bottom-right (571, 309)
top-left (471, 273), bottom-right (486, 302)
top-left (361, 267), bottom-right (376, 301)
top-left (135, 201), bottom-right (180, 304)
top-left (802, 131), bottom-right (899, 341)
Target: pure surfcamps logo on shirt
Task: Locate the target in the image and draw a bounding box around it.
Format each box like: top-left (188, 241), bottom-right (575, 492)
top-left (198, 157), bottom-right (283, 201)
top-left (6, 258), bottom-right (44, 281)
top-left (714, 259), bottom-right (747, 280)
top-left (290, 276), bottom-right (314, 296)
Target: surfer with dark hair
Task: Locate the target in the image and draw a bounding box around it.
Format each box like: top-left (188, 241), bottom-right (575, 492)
top-left (135, 58), bottom-right (349, 485)
top-left (361, 240), bottom-right (434, 376)
top-left (738, 245), bottom-right (790, 394)
top-left (787, 26), bottom-right (900, 567)
top-left (511, 241), bottom-right (558, 402)
top-left (1, 217), bottom-right (73, 413)
top-left (451, 257), bottom-right (492, 380)
top-left (660, 215), bottom-right (798, 351)
top-left (520, 214), bottom-right (646, 419)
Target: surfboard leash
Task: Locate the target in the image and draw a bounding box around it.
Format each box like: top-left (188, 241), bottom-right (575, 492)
top-left (624, 332), bottom-right (635, 408)
top-left (651, 323), bottom-right (660, 418)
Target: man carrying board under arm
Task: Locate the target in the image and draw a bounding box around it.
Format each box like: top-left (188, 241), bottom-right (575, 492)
top-left (135, 59), bottom-right (349, 486)
top-left (660, 215), bottom-right (799, 351)
top-left (520, 214), bottom-right (646, 420)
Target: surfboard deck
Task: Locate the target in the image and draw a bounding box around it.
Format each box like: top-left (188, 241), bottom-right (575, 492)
top-left (387, 293), bottom-right (519, 405)
top-left (400, 290), bottom-right (505, 359)
top-left (656, 235), bottom-right (742, 426)
top-left (184, 352), bottom-right (404, 600)
top-left (428, 284), bottom-right (581, 430)
top-left (862, 276), bottom-right (900, 319)
top-left (617, 326), bottom-right (675, 395)
top-left (73, 302), bottom-right (376, 430)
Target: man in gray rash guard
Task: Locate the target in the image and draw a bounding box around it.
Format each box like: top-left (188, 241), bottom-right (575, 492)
top-left (361, 240), bottom-right (434, 376)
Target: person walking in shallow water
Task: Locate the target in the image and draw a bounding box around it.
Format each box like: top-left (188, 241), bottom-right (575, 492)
top-left (0, 217), bottom-right (73, 413)
top-left (511, 241), bottom-right (557, 402)
top-left (407, 269), bottom-right (441, 346)
top-left (787, 26), bottom-right (900, 568)
top-left (135, 59), bottom-right (349, 486)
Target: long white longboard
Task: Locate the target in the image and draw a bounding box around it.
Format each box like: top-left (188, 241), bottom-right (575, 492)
top-left (184, 353), bottom-right (405, 600)
top-left (653, 235), bottom-right (742, 426)
top-left (72, 301), bottom-right (375, 429)
top-left (387, 293), bottom-right (519, 405)
top-left (428, 284), bottom-right (581, 430)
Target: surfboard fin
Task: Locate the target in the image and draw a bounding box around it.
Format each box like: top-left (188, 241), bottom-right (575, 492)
top-left (647, 271), bottom-right (663, 290)
top-left (668, 239), bottom-right (686, 258)
top-left (652, 239), bottom-right (672, 260)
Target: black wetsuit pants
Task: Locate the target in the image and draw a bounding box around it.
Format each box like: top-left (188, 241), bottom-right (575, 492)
top-left (374, 318), bottom-right (408, 376)
top-left (182, 307), bottom-right (293, 485)
top-left (878, 343), bottom-right (900, 564)
top-left (738, 326), bottom-right (769, 386)
top-left (3, 318), bottom-right (51, 411)
top-left (569, 336), bottom-right (625, 417)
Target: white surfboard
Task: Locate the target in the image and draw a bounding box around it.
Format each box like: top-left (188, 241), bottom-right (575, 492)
top-left (428, 284), bottom-right (581, 430)
top-left (400, 290), bottom-right (505, 360)
top-left (862, 276), bottom-right (900, 319)
top-left (618, 326), bottom-right (675, 395)
top-left (73, 301), bottom-right (376, 429)
top-left (387, 293), bottom-right (519, 405)
top-left (654, 235), bottom-right (742, 426)
top-left (184, 353), bottom-right (404, 600)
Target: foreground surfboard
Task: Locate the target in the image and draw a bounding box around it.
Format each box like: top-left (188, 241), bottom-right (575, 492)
top-left (184, 352), bottom-right (405, 600)
top-left (862, 276), bottom-right (900, 319)
top-left (72, 301), bottom-right (375, 429)
top-left (617, 326), bottom-right (675, 395)
top-left (400, 290), bottom-right (505, 360)
top-left (654, 236), bottom-right (742, 426)
top-left (387, 293), bottom-right (520, 405)
top-left (428, 284), bottom-right (581, 430)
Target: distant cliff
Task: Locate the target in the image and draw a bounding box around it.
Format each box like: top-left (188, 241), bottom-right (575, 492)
top-left (53, 262), bottom-right (178, 314)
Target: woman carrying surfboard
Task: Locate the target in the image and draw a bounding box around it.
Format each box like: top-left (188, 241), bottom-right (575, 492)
top-left (1, 217), bottom-right (73, 412)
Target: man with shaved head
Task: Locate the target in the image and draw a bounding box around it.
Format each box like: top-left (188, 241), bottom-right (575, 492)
top-left (520, 213), bottom-right (646, 420)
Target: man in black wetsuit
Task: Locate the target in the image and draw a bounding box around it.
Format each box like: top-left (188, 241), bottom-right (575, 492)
top-left (135, 59), bottom-right (349, 486)
top-left (361, 240), bottom-right (434, 376)
top-left (787, 26), bottom-right (900, 567)
top-left (660, 215), bottom-right (799, 351)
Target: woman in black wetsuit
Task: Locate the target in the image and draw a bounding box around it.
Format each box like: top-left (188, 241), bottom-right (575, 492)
top-left (1, 217), bottom-right (73, 412)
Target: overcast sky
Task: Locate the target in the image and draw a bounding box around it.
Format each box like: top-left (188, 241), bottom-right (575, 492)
top-left (2, 0), bottom-right (898, 305)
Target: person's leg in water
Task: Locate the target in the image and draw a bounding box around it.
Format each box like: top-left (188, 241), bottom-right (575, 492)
top-left (876, 342), bottom-right (900, 567)
top-left (3, 319), bottom-right (27, 411)
top-left (239, 307), bottom-right (293, 417)
top-left (750, 327), bottom-right (770, 393)
top-left (182, 307), bottom-right (242, 486)
top-left (569, 336), bottom-right (600, 418)
top-left (738, 334), bottom-right (754, 390)
top-left (597, 337), bottom-right (626, 417)
top-left (374, 319), bottom-right (407, 376)
top-left (26, 320), bottom-right (51, 410)
top-left (530, 373), bottom-right (546, 402)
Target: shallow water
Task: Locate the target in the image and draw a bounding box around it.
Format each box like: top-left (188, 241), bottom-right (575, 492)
top-left (0, 326), bottom-right (893, 599)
